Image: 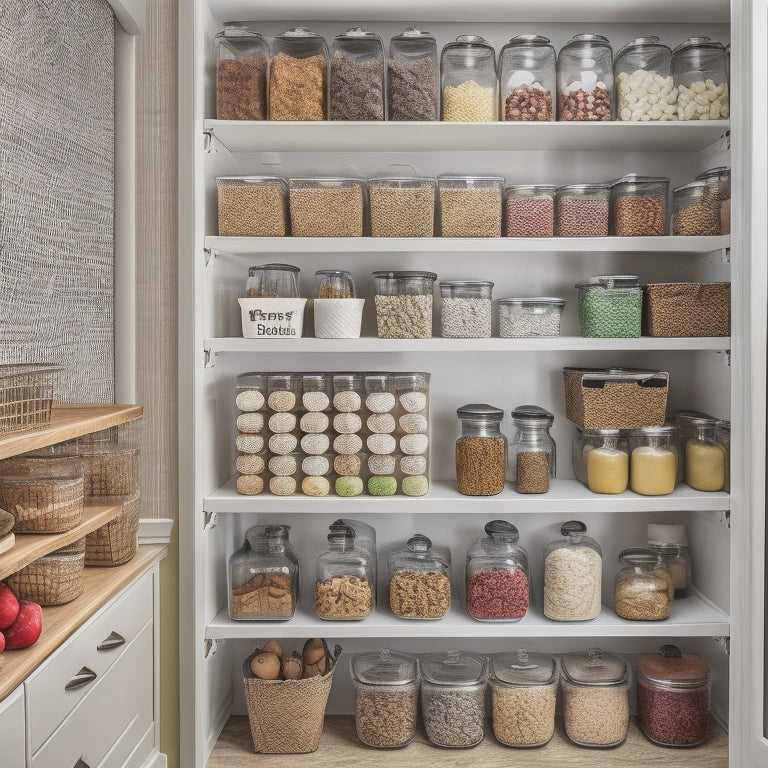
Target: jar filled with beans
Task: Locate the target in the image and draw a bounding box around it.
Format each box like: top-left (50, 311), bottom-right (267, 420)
top-left (497, 297), bottom-right (565, 338)
top-left (218, 176), bottom-right (288, 237)
top-left (215, 23), bottom-right (268, 121)
top-left (615, 37), bottom-right (677, 122)
top-left (439, 280), bottom-right (493, 338)
top-left (373, 270), bottom-right (436, 339)
top-left (503, 184), bottom-right (556, 236)
top-left (440, 36), bottom-right (498, 121)
top-left (695, 166), bottom-right (731, 234)
top-left (330, 28), bottom-right (385, 121)
top-left (556, 34), bottom-right (613, 121)
top-left (672, 37), bottom-right (729, 121)
top-left (438, 176), bottom-right (503, 237)
top-left (499, 35), bottom-right (555, 122)
top-left (455, 404), bottom-right (507, 496)
top-left (610, 175), bottom-right (669, 236)
top-left (614, 547), bottom-right (672, 621)
top-left (555, 184), bottom-right (610, 237)
top-left (289, 177), bottom-right (367, 237)
top-left (388, 28), bottom-right (439, 121)
top-left (509, 405), bottom-right (556, 494)
top-left (576, 275), bottom-right (642, 337)
top-left (368, 177), bottom-right (435, 237)
top-left (672, 181), bottom-right (721, 236)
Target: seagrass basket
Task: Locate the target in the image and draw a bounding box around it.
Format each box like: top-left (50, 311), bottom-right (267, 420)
top-left (0, 363), bottom-right (60, 436)
top-left (7, 537), bottom-right (85, 605)
top-left (643, 282), bottom-right (730, 337)
top-left (85, 493), bottom-right (140, 566)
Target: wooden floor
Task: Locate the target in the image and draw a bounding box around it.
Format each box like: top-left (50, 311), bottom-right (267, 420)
top-left (208, 715), bottom-right (728, 767)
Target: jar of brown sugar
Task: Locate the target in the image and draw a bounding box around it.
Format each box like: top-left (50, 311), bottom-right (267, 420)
top-left (455, 404), bottom-right (507, 496)
top-left (509, 405), bottom-right (555, 494)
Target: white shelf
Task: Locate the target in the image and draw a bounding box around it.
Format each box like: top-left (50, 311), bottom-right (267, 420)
top-left (204, 477), bottom-right (730, 514)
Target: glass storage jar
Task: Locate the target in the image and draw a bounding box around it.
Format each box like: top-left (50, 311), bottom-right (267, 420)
top-left (614, 37), bottom-right (676, 122)
top-left (437, 175), bottom-right (504, 237)
top-left (670, 409), bottom-right (714, 482)
top-left (368, 177), bottom-right (435, 237)
top-left (629, 425), bottom-right (677, 495)
top-left (648, 522), bottom-right (692, 599)
top-left (373, 270), bottom-right (436, 339)
top-left (672, 180), bottom-right (721, 236)
top-left (489, 649), bottom-right (559, 747)
top-left (543, 521), bottom-right (602, 621)
top-left (557, 34), bottom-right (614, 121)
top-left (440, 36), bottom-right (498, 121)
top-left (228, 524), bottom-right (298, 621)
top-left (696, 166), bottom-right (731, 234)
top-left (315, 270), bottom-right (356, 299)
top-left (610, 175), bottom-right (669, 236)
top-left (388, 28), bottom-right (439, 121)
top-left (509, 405), bottom-right (555, 494)
top-left (614, 547), bottom-right (672, 621)
top-left (217, 176), bottom-right (288, 237)
top-left (577, 428), bottom-right (629, 494)
top-left (686, 417), bottom-right (727, 491)
top-left (288, 177), bottom-right (366, 237)
top-left (388, 533), bottom-right (451, 619)
top-left (499, 35), bottom-right (556, 122)
top-left (576, 275), bottom-right (642, 337)
top-left (420, 650), bottom-right (488, 748)
top-left (364, 373), bottom-right (397, 415)
top-left (351, 649), bottom-right (419, 749)
top-left (503, 184), bottom-right (556, 236)
top-left (672, 37), bottom-right (729, 121)
top-left (269, 27), bottom-right (328, 120)
top-left (465, 520), bottom-right (529, 621)
top-left (637, 645), bottom-right (711, 747)
top-left (497, 297), bottom-right (565, 338)
top-left (716, 418), bottom-right (731, 492)
top-left (215, 23), bottom-right (268, 120)
top-left (330, 28), bottom-right (385, 121)
top-left (439, 280), bottom-right (493, 338)
top-left (455, 404), bottom-right (506, 496)
top-left (560, 649), bottom-right (630, 747)
top-left (246, 263), bottom-right (300, 298)
top-left (555, 184), bottom-right (610, 236)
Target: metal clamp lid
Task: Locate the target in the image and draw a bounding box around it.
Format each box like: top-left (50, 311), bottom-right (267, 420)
top-left (485, 520), bottom-right (519, 541)
top-left (561, 520), bottom-right (587, 536)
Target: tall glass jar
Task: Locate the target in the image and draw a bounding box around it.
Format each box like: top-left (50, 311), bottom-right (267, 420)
top-left (215, 23), bottom-right (269, 120)
top-left (388, 28), bottom-right (439, 121)
top-left (614, 547), bottom-right (672, 621)
top-left (388, 534), bottom-right (451, 619)
top-left (439, 280), bottom-right (493, 338)
top-left (629, 425), bottom-right (677, 496)
top-left (440, 36), bottom-right (498, 121)
top-left (455, 404), bottom-right (506, 496)
top-left (715, 419), bottom-right (731, 492)
top-left (670, 409), bottom-right (715, 482)
top-left (509, 405), bottom-right (555, 494)
top-left (672, 37), bottom-right (729, 121)
top-left (557, 34), bottom-right (613, 121)
top-left (499, 35), bottom-right (555, 122)
top-left (330, 28), bottom-right (385, 121)
top-left (465, 520), bottom-right (529, 621)
top-left (577, 429), bottom-right (629, 494)
top-left (696, 166), bottom-right (731, 234)
top-left (686, 418), bottom-right (727, 492)
top-left (614, 37), bottom-right (676, 122)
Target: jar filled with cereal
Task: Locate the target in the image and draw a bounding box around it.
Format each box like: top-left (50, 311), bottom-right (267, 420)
top-left (614, 37), bottom-right (676, 122)
top-left (388, 534), bottom-right (451, 619)
top-left (440, 36), bottom-right (498, 121)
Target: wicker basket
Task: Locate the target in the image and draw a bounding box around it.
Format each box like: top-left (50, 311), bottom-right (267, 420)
top-left (85, 493), bottom-right (140, 566)
top-left (0, 363), bottom-right (61, 436)
top-left (7, 537), bottom-right (85, 605)
top-left (563, 367), bottom-right (669, 430)
top-left (643, 282), bottom-right (730, 337)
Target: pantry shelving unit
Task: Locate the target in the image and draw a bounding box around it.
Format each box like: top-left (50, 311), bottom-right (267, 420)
top-left (179, 2), bottom-right (767, 767)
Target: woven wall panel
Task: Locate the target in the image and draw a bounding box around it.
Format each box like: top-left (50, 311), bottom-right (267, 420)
top-left (0, 1), bottom-right (115, 403)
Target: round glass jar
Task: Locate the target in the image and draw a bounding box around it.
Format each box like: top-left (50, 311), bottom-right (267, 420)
top-left (575, 428), bottom-right (629, 494)
top-left (672, 37), bottom-right (729, 121)
top-left (614, 547), bottom-right (672, 621)
top-left (497, 297), bottom-right (565, 338)
top-left (217, 176), bottom-right (288, 237)
top-left (715, 418), bottom-right (731, 491)
top-left (438, 175), bottom-right (504, 237)
top-left (373, 270), bottom-right (436, 339)
top-left (439, 280), bottom-right (493, 338)
top-left (387, 28), bottom-right (439, 121)
top-left (576, 275), bottom-right (642, 338)
top-left (503, 184), bottom-right (556, 236)
top-left (440, 36), bottom-right (498, 121)
top-left (610, 175), bottom-right (669, 236)
top-left (330, 28), bottom-right (385, 121)
top-left (246, 263), bottom-right (300, 298)
top-left (509, 405), bottom-right (556, 494)
top-left (215, 23), bottom-right (268, 120)
top-left (368, 177), bottom-right (436, 238)
top-left (499, 35), bottom-right (556, 122)
top-left (455, 404), bottom-right (506, 496)
top-left (695, 166), bottom-right (731, 234)
top-left (686, 417), bottom-right (727, 491)
top-left (614, 37), bottom-right (676, 122)
top-left (555, 184), bottom-right (610, 237)
top-left (556, 34), bottom-right (614, 121)
top-left (670, 409), bottom-right (715, 482)
top-left (629, 425), bottom-right (677, 495)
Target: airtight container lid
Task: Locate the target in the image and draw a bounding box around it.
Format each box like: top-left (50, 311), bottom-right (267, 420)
top-left (351, 649), bottom-right (418, 686)
top-left (457, 403), bottom-right (504, 421)
top-left (638, 645), bottom-right (710, 687)
top-left (421, 649), bottom-right (487, 686)
top-left (629, 424), bottom-right (676, 437)
top-left (561, 648), bottom-right (629, 686)
top-left (615, 36), bottom-right (670, 59)
top-left (372, 270), bottom-right (437, 280)
top-left (276, 27), bottom-right (324, 40)
top-left (335, 27), bottom-right (382, 41)
top-left (392, 27), bottom-right (436, 42)
top-left (611, 174), bottom-right (670, 186)
top-left (497, 297), bottom-right (565, 308)
top-left (511, 404), bottom-right (554, 424)
top-left (576, 275), bottom-right (640, 290)
top-left (673, 37), bottom-right (726, 54)
top-left (490, 649), bottom-right (558, 686)
top-left (504, 184), bottom-right (557, 196)
top-left (673, 180), bottom-right (708, 195)
top-left (216, 23), bottom-right (266, 40)
top-left (503, 34), bottom-right (552, 48)
top-left (555, 183), bottom-right (610, 196)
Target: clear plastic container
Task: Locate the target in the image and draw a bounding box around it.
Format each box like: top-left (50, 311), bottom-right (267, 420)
top-left (217, 176), bottom-right (288, 237)
top-left (440, 36), bottom-right (498, 121)
top-left (672, 181), bottom-right (721, 236)
top-left (557, 34), bottom-right (614, 121)
top-left (573, 428), bottom-right (628, 494)
top-left (497, 297), bottom-right (565, 338)
top-left (330, 28), bottom-right (385, 121)
top-left (509, 405), bottom-right (555, 494)
top-left (499, 35), bottom-right (556, 122)
top-left (388, 534), bottom-right (451, 619)
top-left (672, 37), bottom-right (729, 121)
top-left (715, 419), bottom-right (731, 492)
top-left (614, 547), bottom-right (672, 621)
top-left (439, 281), bottom-right (493, 338)
top-left (300, 373), bottom-right (332, 413)
top-left (373, 270), bottom-right (436, 339)
top-left (246, 263), bottom-right (300, 298)
top-left (685, 417), bottom-right (727, 492)
top-left (266, 373), bottom-right (301, 412)
top-left (503, 184), bottom-right (556, 236)
top-left (438, 175), bottom-right (503, 237)
top-left (648, 522), bottom-right (692, 599)
top-left (629, 425), bottom-right (677, 495)
top-left (455, 404), bottom-right (506, 496)
top-left (614, 37), bottom-right (676, 122)
top-left (315, 270), bottom-right (356, 299)
top-left (388, 28), bottom-right (439, 121)
top-left (576, 275), bottom-right (642, 337)
top-left (289, 178), bottom-right (366, 237)
top-left (610, 175), bottom-right (669, 236)
top-left (395, 372), bottom-right (430, 414)
top-left (235, 372), bottom-right (266, 412)
top-left (215, 23), bottom-right (268, 120)
top-left (368, 177), bottom-right (435, 237)
top-left (696, 166), bottom-right (731, 234)
top-left (555, 184), bottom-right (610, 237)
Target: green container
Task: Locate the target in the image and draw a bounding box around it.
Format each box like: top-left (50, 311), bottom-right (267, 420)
top-left (576, 275), bottom-right (642, 338)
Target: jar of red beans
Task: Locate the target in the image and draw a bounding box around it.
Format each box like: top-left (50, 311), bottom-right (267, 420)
top-left (555, 184), bottom-right (610, 237)
top-left (499, 35), bottom-right (556, 122)
top-left (610, 175), bottom-right (669, 236)
top-left (556, 34), bottom-right (614, 121)
top-left (465, 520), bottom-right (529, 621)
top-left (637, 645), bottom-right (711, 747)
top-left (503, 185), bottom-right (556, 236)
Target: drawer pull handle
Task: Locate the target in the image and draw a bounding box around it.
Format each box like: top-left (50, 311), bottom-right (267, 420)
top-left (65, 667), bottom-right (98, 691)
top-left (97, 631), bottom-right (126, 651)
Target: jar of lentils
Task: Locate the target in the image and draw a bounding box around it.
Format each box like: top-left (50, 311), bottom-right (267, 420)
top-left (387, 28), bottom-right (439, 121)
top-left (576, 275), bottom-right (642, 337)
top-left (509, 405), bottom-right (556, 494)
top-left (610, 175), bottom-right (669, 236)
top-left (556, 34), bottom-right (614, 121)
top-left (329, 28), bottom-right (385, 121)
top-left (499, 35), bottom-right (556, 122)
top-left (614, 547), bottom-right (672, 621)
top-left (439, 280), bottom-right (493, 338)
top-left (269, 28), bottom-right (328, 120)
top-left (215, 23), bottom-right (268, 121)
top-left (555, 184), bottom-right (610, 237)
top-left (503, 184), bottom-right (556, 236)
top-left (614, 36), bottom-right (676, 122)
top-left (440, 36), bottom-right (498, 121)
top-left (455, 404), bottom-right (507, 496)
top-left (672, 37), bottom-right (729, 121)
top-left (497, 297), bottom-right (565, 338)
top-left (368, 177), bottom-right (435, 237)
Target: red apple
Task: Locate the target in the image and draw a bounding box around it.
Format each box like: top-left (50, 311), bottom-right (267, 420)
top-left (4, 601), bottom-right (42, 649)
top-left (0, 631), bottom-right (5, 654)
top-left (0, 583), bottom-right (20, 629)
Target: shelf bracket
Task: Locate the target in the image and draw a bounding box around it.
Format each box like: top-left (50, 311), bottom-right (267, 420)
top-left (204, 347), bottom-right (217, 368)
top-left (203, 130), bottom-right (216, 154)
top-left (713, 636), bottom-right (730, 656)
top-left (204, 247), bottom-right (221, 267)
top-left (720, 509), bottom-right (731, 528)
top-left (204, 639), bottom-right (220, 658)
top-left (715, 349), bottom-right (731, 367)
top-left (720, 247), bottom-right (730, 264)
top-left (204, 511), bottom-right (220, 531)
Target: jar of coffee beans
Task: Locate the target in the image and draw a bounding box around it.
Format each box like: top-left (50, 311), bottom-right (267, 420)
top-left (455, 404), bottom-right (507, 496)
top-left (508, 405), bottom-right (556, 494)
top-left (499, 35), bottom-right (556, 122)
top-left (556, 34), bottom-right (614, 121)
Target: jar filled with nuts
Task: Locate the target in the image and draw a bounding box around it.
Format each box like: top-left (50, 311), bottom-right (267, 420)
top-left (499, 35), bottom-right (556, 122)
top-left (508, 405), bottom-right (556, 494)
top-left (695, 166), bottom-right (731, 234)
top-left (330, 28), bottom-right (385, 121)
top-left (497, 297), bottom-right (565, 338)
top-left (614, 37), bottom-right (676, 122)
top-left (455, 404), bottom-right (507, 496)
top-left (388, 28), bottom-right (439, 121)
top-left (388, 533), bottom-right (451, 619)
top-left (672, 37), bottom-right (729, 121)
top-left (503, 184), bottom-right (556, 237)
top-left (555, 184), bottom-right (611, 237)
top-left (373, 270), bottom-right (437, 339)
top-left (614, 547), bottom-right (672, 621)
top-left (440, 35), bottom-right (498, 121)
top-left (217, 176), bottom-right (288, 237)
top-left (215, 23), bottom-right (268, 121)
top-left (368, 177), bottom-right (436, 237)
top-left (439, 280), bottom-right (493, 338)
top-left (438, 175), bottom-right (504, 237)
top-left (610, 175), bottom-right (670, 237)
top-left (557, 34), bottom-right (614, 121)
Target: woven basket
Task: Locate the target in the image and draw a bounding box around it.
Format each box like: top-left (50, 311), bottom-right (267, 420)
top-left (243, 642), bottom-right (340, 754)
top-left (563, 367), bottom-right (669, 430)
top-left (643, 282), bottom-right (730, 337)
top-left (0, 364), bottom-right (60, 436)
top-left (7, 537), bottom-right (85, 605)
top-left (85, 493), bottom-right (140, 566)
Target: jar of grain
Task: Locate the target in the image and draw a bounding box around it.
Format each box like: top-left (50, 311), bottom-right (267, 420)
top-left (351, 649), bottom-right (419, 749)
top-left (465, 520), bottom-right (529, 621)
top-left (246, 263), bottom-right (300, 298)
top-left (439, 280), bottom-right (493, 338)
top-left (670, 409), bottom-right (715, 482)
top-left (420, 650), bottom-right (488, 748)
top-left (543, 521), bottom-right (602, 621)
top-left (614, 547), bottom-right (672, 621)
top-left (715, 418), bottom-right (730, 491)
top-left (368, 177), bottom-right (436, 237)
top-left (560, 649), bottom-right (630, 747)
top-left (364, 373), bottom-right (396, 416)
top-left (497, 297), bottom-right (565, 337)
top-left (637, 645), bottom-right (711, 747)
top-left (387, 534), bottom-right (451, 619)
top-left (503, 184), bottom-right (556, 236)
top-left (440, 36), bottom-right (498, 121)
top-left (217, 176), bottom-right (288, 237)
top-left (573, 428), bottom-right (629, 494)
top-left (499, 35), bottom-right (555, 122)
top-left (266, 373), bottom-right (301, 413)
top-left (672, 38), bottom-right (729, 121)
top-left (614, 37), bottom-right (676, 122)
top-left (695, 166), bottom-right (731, 234)
top-left (489, 649), bottom-right (559, 747)
top-left (388, 28), bottom-right (439, 121)
top-left (288, 178), bottom-right (367, 237)
top-left (215, 23), bottom-right (268, 120)
top-left (576, 275), bottom-right (642, 337)
top-left (437, 175), bottom-right (503, 237)
top-left (330, 28), bottom-right (385, 121)
top-left (509, 405), bottom-right (555, 494)
top-left (555, 184), bottom-right (611, 236)
top-left (228, 524), bottom-right (298, 621)
top-left (672, 181), bottom-right (720, 236)
top-left (628, 425), bottom-right (677, 495)
top-left (556, 34), bottom-right (614, 121)
top-left (686, 417), bottom-right (727, 491)
top-left (610, 175), bottom-right (670, 236)
top-left (395, 371), bottom-right (430, 414)
top-left (648, 526), bottom-right (692, 600)
top-left (333, 373), bottom-right (364, 412)
top-left (269, 28), bottom-right (328, 120)
top-left (373, 270), bottom-right (436, 339)
top-left (455, 404), bottom-right (507, 496)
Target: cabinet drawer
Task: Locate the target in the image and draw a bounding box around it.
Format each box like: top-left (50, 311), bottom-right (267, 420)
top-left (31, 620), bottom-right (153, 768)
top-left (0, 685), bottom-right (26, 768)
top-left (27, 569), bottom-right (154, 753)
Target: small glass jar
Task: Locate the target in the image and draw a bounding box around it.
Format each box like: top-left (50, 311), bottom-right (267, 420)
top-left (560, 649), bottom-right (630, 747)
top-left (368, 178), bottom-right (436, 237)
top-left (686, 418), bottom-right (727, 492)
top-left (648, 522), bottom-right (692, 599)
top-left (217, 176), bottom-right (288, 237)
top-left (215, 23), bottom-right (268, 120)
top-left (579, 429), bottom-right (629, 494)
top-left (489, 650), bottom-right (559, 747)
top-left (388, 534), bottom-right (451, 619)
top-left (235, 372), bottom-right (266, 412)
top-left (696, 166), bottom-right (731, 234)
top-left (509, 405), bottom-right (555, 494)
top-left (333, 373), bottom-right (364, 413)
top-left (543, 521), bottom-right (602, 621)
top-left (455, 404), bottom-right (506, 496)
top-left (497, 297), bottom-right (565, 338)
top-left (351, 650), bottom-right (419, 749)
top-left (269, 27), bottom-right (328, 120)
top-left (637, 645), bottom-right (711, 747)
top-left (228, 524), bottom-right (298, 621)
top-left (614, 547), bottom-right (672, 621)
top-left (266, 373), bottom-right (300, 413)
top-left (503, 184), bottom-right (556, 237)
top-left (438, 175), bottom-right (504, 237)
top-left (672, 181), bottom-right (721, 236)
top-left (715, 419), bottom-right (731, 492)
top-left (555, 184), bottom-right (610, 237)
top-left (246, 263), bottom-right (300, 298)
top-left (388, 28), bottom-right (439, 121)
top-left (629, 425), bottom-right (677, 495)
top-left (440, 36), bottom-right (498, 122)
top-left (572, 427), bottom-right (622, 485)
top-left (439, 281), bottom-right (493, 338)
top-left (610, 175), bottom-right (669, 236)
top-left (314, 523), bottom-right (374, 620)
top-left (576, 275), bottom-right (642, 337)
top-left (330, 28), bottom-right (385, 121)
top-left (373, 270), bottom-right (436, 339)
top-left (614, 37), bottom-right (676, 122)
top-left (315, 270), bottom-right (356, 300)
top-left (499, 35), bottom-right (556, 122)
top-left (672, 37), bottom-right (729, 121)
top-left (420, 650), bottom-right (488, 748)
top-left (466, 520), bottom-right (529, 621)
top-left (557, 34), bottom-right (614, 121)
top-left (670, 409), bottom-right (715, 482)
top-left (289, 178), bottom-right (367, 237)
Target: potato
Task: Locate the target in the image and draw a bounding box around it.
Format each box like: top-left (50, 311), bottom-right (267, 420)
top-left (282, 652), bottom-right (303, 680)
top-left (302, 637), bottom-right (326, 666)
top-left (250, 651), bottom-right (281, 680)
top-left (261, 639), bottom-right (284, 659)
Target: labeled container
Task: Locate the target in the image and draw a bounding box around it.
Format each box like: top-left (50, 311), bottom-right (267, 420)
top-left (438, 175), bottom-right (503, 237)
top-left (503, 184), bottom-right (556, 237)
top-left (289, 178), bottom-right (366, 237)
top-left (439, 280), bottom-right (493, 338)
top-left (672, 180), bottom-right (721, 236)
top-left (560, 649), bottom-right (630, 747)
top-left (576, 275), bottom-right (642, 337)
top-left (629, 425), bottom-right (678, 496)
top-left (440, 36), bottom-right (498, 121)
top-left (269, 27), bottom-right (328, 120)
top-left (610, 175), bottom-right (669, 236)
top-left (368, 177), bottom-right (435, 237)
top-left (557, 34), bottom-right (614, 121)
top-left (574, 428), bottom-right (629, 494)
top-left (614, 547), bottom-right (672, 621)
top-left (555, 184), bottom-right (610, 237)
top-left (637, 645), bottom-right (711, 747)
top-left (217, 176), bottom-right (288, 237)
top-left (330, 28), bottom-right (385, 121)
top-left (388, 28), bottom-right (439, 121)
top-left (648, 523), bottom-right (692, 599)
top-left (388, 534), bottom-right (451, 619)
top-left (685, 417), bottom-right (727, 492)
top-left (455, 404), bottom-right (506, 496)
top-left (509, 405), bottom-right (556, 494)
top-left (716, 419), bottom-right (731, 492)
top-left (351, 650), bottom-right (419, 749)
top-left (313, 270), bottom-right (364, 339)
top-left (643, 282), bottom-right (730, 337)
top-left (696, 166), bottom-right (731, 234)
top-left (497, 297), bottom-right (565, 338)
top-left (466, 520), bottom-right (529, 621)
top-left (215, 23), bottom-right (268, 120)
top-left (373, 270), bottom-right (436, 339)
top-left (672, 37), bottom-right (729, 121)
top-left (499, 35), bottom-right (556, 122)
top-left (614, 37), bottom-right (676, 122)
top-left (240, 264), bottom-right (306, 339)
top-left (420, 650), bottom-right (488, 748)
top-left (543, 521), bottom-right (602, 621)
top-left (489, 650), bottom-right (559, 747)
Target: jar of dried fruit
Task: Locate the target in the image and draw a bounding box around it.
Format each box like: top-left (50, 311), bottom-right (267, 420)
top-left (499, 35), bottom-right (556, 122)
top-left (440, 36), bottom-right (498, 121)
top-left (556, 34), bottom-right (614, 121)
top-left (215, 23), bottom-right (269, 120)
top-left (455, 403), bottom-right (507, 496)
top-left (613, 547), bottom-right (672, 621)
top-left (508, 405), bottom-right (556, 494)
top-left (330, 28), bottom-right (385, 121)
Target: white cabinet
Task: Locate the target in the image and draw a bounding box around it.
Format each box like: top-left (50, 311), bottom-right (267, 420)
top-left (0, 687), bottom-right (26, 768)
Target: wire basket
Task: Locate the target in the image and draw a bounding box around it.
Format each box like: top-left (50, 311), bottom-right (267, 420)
top-left (85, 493), bottom-right (140, 566)
top-left (6, 537), bottom-right (85, 605)
top-left (0, 364), bottom-right (61, 436)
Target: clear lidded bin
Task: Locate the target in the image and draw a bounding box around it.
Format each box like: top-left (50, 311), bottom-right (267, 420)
top-left (440, 36), bottom-right (498, 122)
top-left (503, 184), bottom-right (556, 237)
top-left (217, 176), bottom-right (288, 237)
top-left (215, 23), bottom-right (268, 121)
top-left (509, 405), bottom-right (555, 494)
top-left (373, 270), bottom-right (436, 339)
top-left (330, 28), bottom-right (385, 121)
top-left (628, 425), bottom-right (677, 496)
top-left (573, 427), bottom-right (629, 494)
top-left (614, 37), bottom-right (676, 122)
top-left (288, 177), bottom-right (366, 237)
top-left (388, 533), bottom-right (451, 619)
top-left (438, 175), bottom-right (503, 237)
top-left (557, 34), bottom-right (614, 121)
top-left (610, 174), bottom-right (669, 236)
top-left (497, 297), bottom-right (565, 338)
top-left (715, 418), bottom-right (731, 492)
top-left (576, 274), bottom-right (642, 337)
top-left (685, 417), bottom-right (727, 492)
top-left (235, 372), bottom-right (266, 412)
top-left (672, 181), bottom-right (721, 236)
top-left (614, 547), bottom-right (672, 621)
top-left (695, 166), bottom-right (731, 234)
top-left (246, 263), bottom-right (300, 298)
top-left (368, 177), bottom-right (435, 238)
top-left (499, 35), bottom-right (556, 122)
top-left (455, 404), bottom-right (507, 496)
top-left (439, 280), bottom-right (493, 338)
top-left (554, 184), bottom-right (610, 237)
top-left (388, 28), bottom-right (439, 121)
top-left (672, 37), bottom-right (729, 121)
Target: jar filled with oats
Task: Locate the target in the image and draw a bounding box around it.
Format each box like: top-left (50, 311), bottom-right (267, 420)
top-left (499, 35), bottom-right (556, 122)
top-left (508, 405), bottom-right (555, 494)
top-left (215, 23), bottom-right (268, 120)
top-left (614, 547), bottom-right (672, 621)
top-left (388, 534), bottom-right (451, 619)
top-left (440, 36), bottom-right (498, 121)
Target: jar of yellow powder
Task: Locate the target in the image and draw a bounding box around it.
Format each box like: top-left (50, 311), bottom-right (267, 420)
top-left (576, 429), bottom-right (629, 494)
top-left (629, 426), bottom-right (677, 496)
top-left (715, 419), bottom-right (730, 492)
top-left (686, 418), bottom-right (726, 492)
